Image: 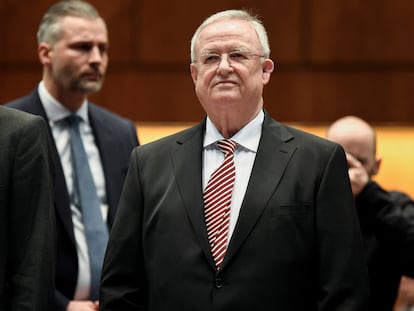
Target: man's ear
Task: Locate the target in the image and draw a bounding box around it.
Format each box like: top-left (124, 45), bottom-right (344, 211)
top-left (38, 43), bottom-right (52, 65)
top-left (372, 156), bottom-right (382, 176)
top-left (262, 59), bottom-right (274, 85)
top-left (190, 63), bottom-right (198, 85)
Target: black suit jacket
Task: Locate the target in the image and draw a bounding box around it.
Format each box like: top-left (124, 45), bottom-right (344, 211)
top-left (6, 88), bottom-right (139, 310)
top-left (0, 106), bottom-right (55, 310)
top-left (356, 181), bottom-right (414, 311)
top-left (100, 111), bottom-right (370, 311)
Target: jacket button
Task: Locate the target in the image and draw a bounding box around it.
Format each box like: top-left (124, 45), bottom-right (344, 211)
top-left (215, 277), bottom-right (223, 289)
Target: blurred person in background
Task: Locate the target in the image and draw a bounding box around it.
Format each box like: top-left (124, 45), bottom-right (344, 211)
top-left (5, 1), bottom-right (139, 310)
top-left (327, 115), bottom-right (414, 311)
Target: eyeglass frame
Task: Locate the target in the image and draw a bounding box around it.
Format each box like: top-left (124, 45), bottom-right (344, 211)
top-left (192, 48), bottom-right (266, 68)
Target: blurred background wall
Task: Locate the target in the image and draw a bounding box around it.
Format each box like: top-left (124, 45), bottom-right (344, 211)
top-left (1, 0), bottom-right (414, 123)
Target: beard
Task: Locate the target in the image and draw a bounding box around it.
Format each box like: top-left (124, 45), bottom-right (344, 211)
top-left (57, 64), bottom-right (105, 95)
top-left (69, 76), bottom-right (105, 94)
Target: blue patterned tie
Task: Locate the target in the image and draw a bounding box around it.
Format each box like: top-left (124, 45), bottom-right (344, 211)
top-left (66, 114), bottom-right (108, 300)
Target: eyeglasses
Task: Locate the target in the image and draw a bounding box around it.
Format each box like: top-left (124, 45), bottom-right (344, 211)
top-left (194, 50), bottom-right (265, 68)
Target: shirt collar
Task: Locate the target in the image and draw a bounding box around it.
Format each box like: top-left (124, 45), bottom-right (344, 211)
top-left (204, 109), bottom-right (264, 152)
top-left (38, 81), bottom-right (89, 124)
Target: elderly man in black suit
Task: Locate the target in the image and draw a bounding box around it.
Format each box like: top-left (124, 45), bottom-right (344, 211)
top-left (100, 9), bottom-right (369, 311)
top-left (6, 1), bottom-right (138, 310)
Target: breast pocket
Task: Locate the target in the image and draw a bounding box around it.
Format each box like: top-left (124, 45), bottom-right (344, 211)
top-left (272, 203), bottom-right (311, 217)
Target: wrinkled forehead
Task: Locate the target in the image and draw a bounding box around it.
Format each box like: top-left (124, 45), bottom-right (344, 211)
top-left (196, 19), bottom-right (260, 53)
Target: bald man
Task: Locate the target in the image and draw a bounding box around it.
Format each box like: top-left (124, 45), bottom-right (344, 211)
top-left (327, 116), bottom-right (414, 311)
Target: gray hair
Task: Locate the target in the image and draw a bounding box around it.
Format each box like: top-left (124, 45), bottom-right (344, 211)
top-left (37, 0), bottom-right (103, 45)
top-left (190, 9), bottom-right (271, 63)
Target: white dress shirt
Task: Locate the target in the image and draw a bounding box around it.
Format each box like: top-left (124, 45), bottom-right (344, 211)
top-left (203, 109), bottom-right (263, 243)
top-left (38, 81), bottom-right (108, 300)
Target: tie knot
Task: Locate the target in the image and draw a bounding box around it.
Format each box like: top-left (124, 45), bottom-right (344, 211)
top-left (65, 114), bottom-right (81, 128)
top-left (217, 139), bottom-right (237, 156)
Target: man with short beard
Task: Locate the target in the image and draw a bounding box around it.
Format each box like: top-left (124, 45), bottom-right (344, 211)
top-left (5, 1), bottom-right (139, 310)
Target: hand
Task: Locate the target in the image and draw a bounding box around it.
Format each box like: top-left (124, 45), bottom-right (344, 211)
top-left (66, 300), bottom-right (99, 311)
top-left (398, 276), bottom-right (414, 305)
top-left (345, 153), bottom-right (369, 197)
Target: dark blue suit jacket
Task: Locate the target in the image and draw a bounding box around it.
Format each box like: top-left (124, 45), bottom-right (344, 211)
top-left (6, 87), bottom-right (139, 310)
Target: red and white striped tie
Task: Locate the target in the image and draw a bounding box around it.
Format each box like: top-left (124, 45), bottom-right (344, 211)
top-left (204, 139), bottom-right (237, 269)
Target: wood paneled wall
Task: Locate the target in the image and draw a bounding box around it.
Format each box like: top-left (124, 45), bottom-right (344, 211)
top-left (1, 0), bottom-right (414, 123)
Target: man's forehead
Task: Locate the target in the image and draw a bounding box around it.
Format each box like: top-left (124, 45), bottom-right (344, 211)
top-left (340, 135), bottom-right (375, 157)
top-left (197, 20), bottom-right (259, 52)
top-left (60, 16), bottom-right (108, 40)
top-left (60, 16), bottom-right (106, 32)
top-left (199, 19), bottom-right (255, 40)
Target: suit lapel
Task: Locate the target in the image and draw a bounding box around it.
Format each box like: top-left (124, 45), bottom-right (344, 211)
top-left (169, 115), bottom-right (297, 270)
top-left (19, 89), bottom-right (76, 245)
top-left (171, 121), bottom-right (216, 269)
top-left (223, 114), bottom-right (296, 268)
